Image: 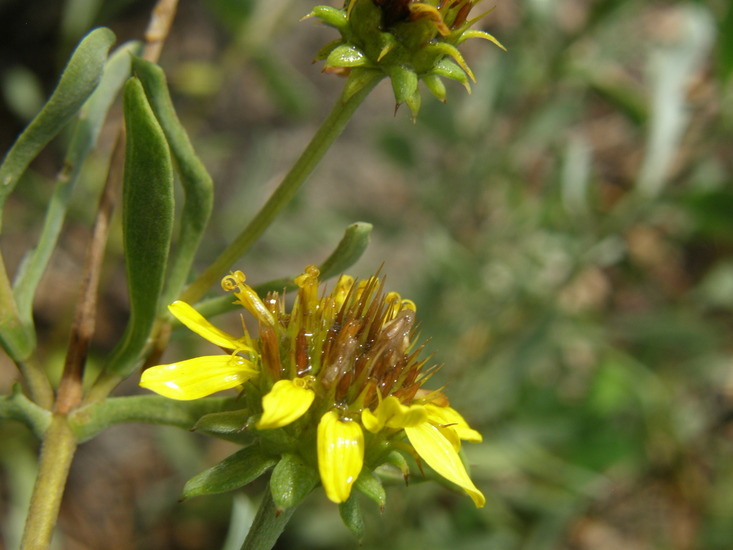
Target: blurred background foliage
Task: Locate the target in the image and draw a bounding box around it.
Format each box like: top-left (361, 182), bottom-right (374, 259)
top-left (2, 0), bottom-right (733, 548)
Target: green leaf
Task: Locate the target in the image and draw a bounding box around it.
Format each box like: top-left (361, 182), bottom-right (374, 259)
top-left (191, 409), bottom-right (257, 445)
top-left (105, 77), bottom-right (174, 376)
top-left (131, 56), bottom-right (214, 304)
top-left (269, 453), bottom-right (319, 511)
top-left (182, 445), bottom-right (277, 499)
top-left (13, 41), bottom-right (141, 333)
top-left (354, 469), bottom-right (386, 510)
top-left (0, 27), bottom-right (116, 228)
top-left (339, 494), bottom-right (365, 540)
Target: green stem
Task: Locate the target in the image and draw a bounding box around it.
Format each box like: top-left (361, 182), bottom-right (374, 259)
top-left (181, 74), bottom-right (383, 304)
top-left (70, 394), bottom-right (234, 442)
top-left (240, 488), bottom-right (298, 550)
top-left (20, 414), bottom-right (77, 550)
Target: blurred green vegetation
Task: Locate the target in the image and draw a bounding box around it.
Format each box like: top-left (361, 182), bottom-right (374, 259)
top-left (2, 0), bottom-right (733, 548)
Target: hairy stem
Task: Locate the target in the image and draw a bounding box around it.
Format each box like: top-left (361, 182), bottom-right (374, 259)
top-left (19, 415), bottom-right (77, 550)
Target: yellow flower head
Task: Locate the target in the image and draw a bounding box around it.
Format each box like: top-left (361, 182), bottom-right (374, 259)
top-left (306, 0), bottom-right (504, 117)
top-left (140, 266), bottom-right (484, 510)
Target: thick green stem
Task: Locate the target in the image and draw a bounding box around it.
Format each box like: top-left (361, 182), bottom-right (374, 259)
top-left (240, 488), bottom-right (298, 550)
top-left (181, 74), bottom-right (383, 304)
top-left (20, 415), bottom-right (77, 550)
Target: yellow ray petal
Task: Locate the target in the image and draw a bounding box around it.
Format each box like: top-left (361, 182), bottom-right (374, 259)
top-left (140, 355), bottom-right (257, 400)
top-left (405, 422), bottom-right (485, 507)
top-left (257, 379), bottom-right (315, 429)
top-left (317, 411), bottom-right (364, 503)
top-left (168, 301), bottom-right (244, 350)
top-left (362, 396), bottom-right (427, 433)
top-left (426, 404), bottom-right (483, 442)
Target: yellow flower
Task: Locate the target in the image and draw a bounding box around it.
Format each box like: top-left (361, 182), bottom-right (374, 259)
top-left (141, 266), bottom-right (485, 509)
top-left (139, 301), bottom-right (258, 400)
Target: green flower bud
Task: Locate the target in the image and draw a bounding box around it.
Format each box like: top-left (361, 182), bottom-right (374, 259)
top-left (306, 0), bottom-right (505, 118)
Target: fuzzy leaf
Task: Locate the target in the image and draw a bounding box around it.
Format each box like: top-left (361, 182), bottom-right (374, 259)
top-left (0, 27), bottom-right (116, 227)
top-left (191, 409), bottom-right (255, 444)
top-left (270, 453), bottom-right (319, 511)
top-left (339, 494), bottom-right (365, 540)
top-left (132, 57), bottom-right (214, 304)
top-left (106, 77), bottom-right (174, 376)
top-left (182, 445), bottom-right (277, 499)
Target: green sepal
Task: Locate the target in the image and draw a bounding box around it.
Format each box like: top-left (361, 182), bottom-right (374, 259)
top-left (458, 29), bottom-right (506, 50)
top-left (348, 0), bottom-right (384, 45)
top-left (422, 74), bottom-right (447, 102)
top-left (341, 68), bottom-right (384, 103)
top-left (429, 58), bottom-right (471, 93)
top-left (422, 42), bottom-right (475, 81)
top-left (387, 65), bottom-right (418, 106)
top-left (379, 450), bottom-right (410, 483)
top-left (405, 88), bottom-right (422, 120)
top-left (182, 445), bottom-right (277, 499)
top-left (191, 409), bottom-right (255, 445)
top-left (269, 453), bottom-right (319, 511)
top-left (131, 56), bottom-right (214, 305)
top-left (105, 77), bottom-right (174, 377)
top-left (354, 469), bottom-right (386, 510)
top-left (326, 44), bottom-right (369, 69)
top-left (256, 423), bottom-right (300, 455)
top-left (339, 493), bottom-right (365, 540)
top-left (308, 6), bottom-right (348, 32)
top-left (314, 38), bottom-right (344, 62)
top-left (0, 27), bottom-right (116, 227)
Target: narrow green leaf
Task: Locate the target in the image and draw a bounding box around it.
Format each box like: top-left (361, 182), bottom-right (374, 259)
top-left (182, 445), bottom-right (277, 499)
top-left (191, 409), bottom-right (257, 445)
top-left (0, 27), bottom-right (116, 228)
top-left (105, 77), bottom-right (174, 376)
top-left (269, 453), bottom-right (319, 511)
top-left (131, 56), bottom-right (214, 304)
top-left (0, 255), bottom-right (34, 360)
top-left (339, 494), bottom-right (365, 540)
top-left (13, 41), bottom-right (141, 330)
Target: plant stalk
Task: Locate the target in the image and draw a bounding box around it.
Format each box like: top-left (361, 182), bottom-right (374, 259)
top-left (19, 415), bottom-right (77, 550)
top-left (181, 73), bottom-right (383, 304)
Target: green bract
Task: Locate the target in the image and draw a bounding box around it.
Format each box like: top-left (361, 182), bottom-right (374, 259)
top-left (307, 0), bottom-right (504, 117)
